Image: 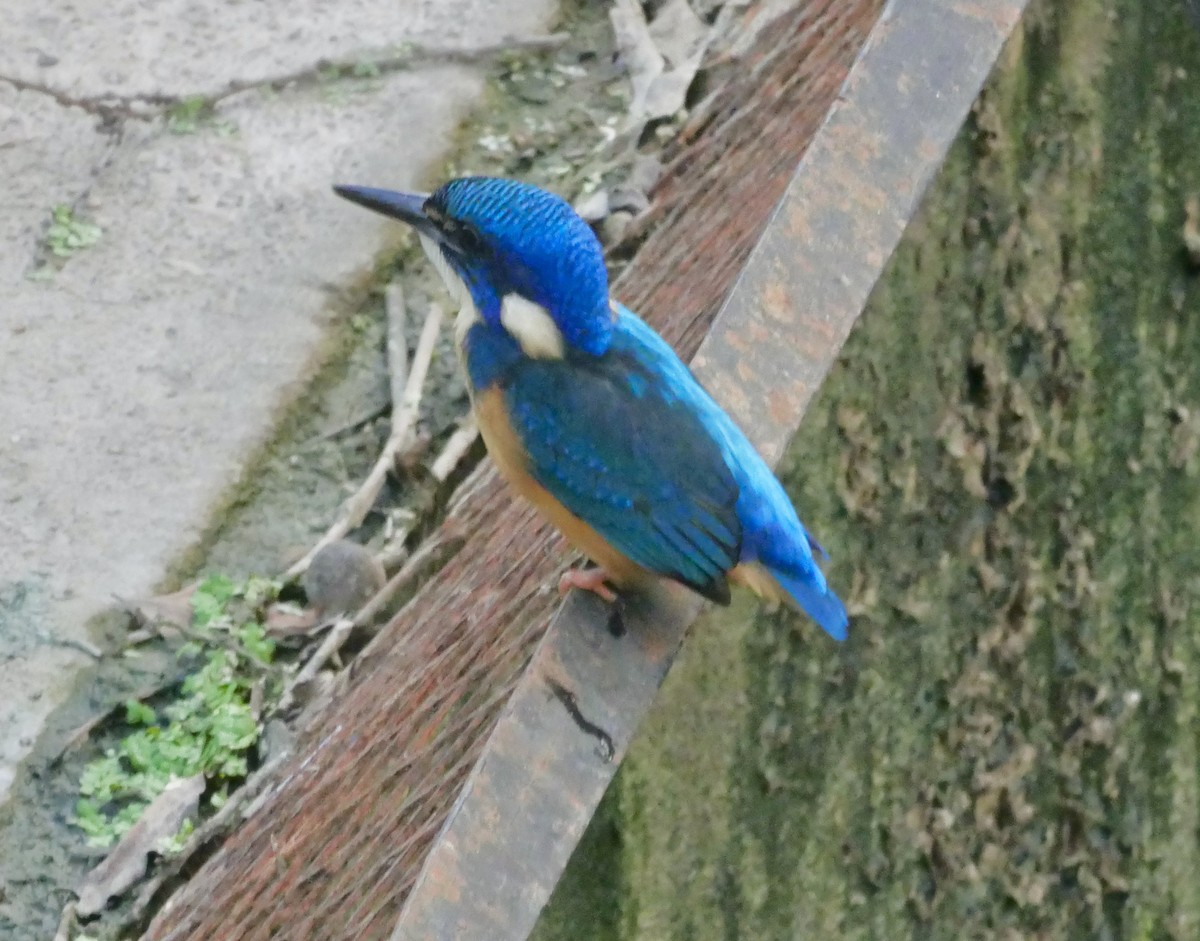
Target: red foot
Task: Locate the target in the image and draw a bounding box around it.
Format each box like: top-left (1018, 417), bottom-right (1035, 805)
top-left (558, 567), bottom-right (618, 603)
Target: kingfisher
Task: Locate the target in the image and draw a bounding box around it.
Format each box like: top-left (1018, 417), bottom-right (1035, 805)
top-left (334, 177), bottom-right (847, 640)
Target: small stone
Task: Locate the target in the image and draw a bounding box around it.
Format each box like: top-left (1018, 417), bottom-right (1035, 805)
top-left (627, 153), bottom-right (663, 194)
top-left (599, 209), bottom-right (636, 246)
top-left (574, 188), bottom-right (610, 222)
top-left (302, 540), bottom-right (386, 617)
top-left (608, 185), bottom-right (650, 215)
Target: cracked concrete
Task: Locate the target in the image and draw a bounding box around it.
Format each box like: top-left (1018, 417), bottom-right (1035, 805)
top-left (0, 0), bottom-right (557, 804)
top-left (7, 0), bottom-right (537, 99)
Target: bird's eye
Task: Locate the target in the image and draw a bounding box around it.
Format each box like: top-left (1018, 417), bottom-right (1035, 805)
top-left (443, 218), bottom-right (483, 253)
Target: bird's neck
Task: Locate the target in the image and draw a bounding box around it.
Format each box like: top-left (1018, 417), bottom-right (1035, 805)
top-left (454, 300), bottom-right (480, 353)
top-left (454, 292), bottom-right (569, 362)
top-left (458, 319), bottom-right (524, 395)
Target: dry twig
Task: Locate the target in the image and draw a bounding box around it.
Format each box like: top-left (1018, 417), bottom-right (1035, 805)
top-left (285, 299), bottom-right (444, 580)
top-left (53, 901), bottom-right (76, 941)
top-left (430, 416), bottom-right (480, 481)
top-left (374, 413), bottom-right (478, 571)
top-left (285, 616), bottom-right (355, 698)
top-left (385, 282), bottom-right (409, 423)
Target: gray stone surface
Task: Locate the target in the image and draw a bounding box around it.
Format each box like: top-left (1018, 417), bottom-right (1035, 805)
top-left (7, 0), bottom-right (534, 98)
top-left (0, 0), bottom-right (556, 803)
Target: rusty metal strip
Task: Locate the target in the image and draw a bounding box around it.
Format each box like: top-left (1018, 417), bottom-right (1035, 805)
top-left (387, 584), bottom-right (703, 940)
top-left (389, 1), bottom-right (1030, 939)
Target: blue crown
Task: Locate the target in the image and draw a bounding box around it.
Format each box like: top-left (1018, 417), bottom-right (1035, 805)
top-left (430, 178), bottom-right (613, 355)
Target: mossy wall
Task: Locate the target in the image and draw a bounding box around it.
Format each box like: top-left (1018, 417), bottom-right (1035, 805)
top-left (534, 0), bottom-right (1200, 938)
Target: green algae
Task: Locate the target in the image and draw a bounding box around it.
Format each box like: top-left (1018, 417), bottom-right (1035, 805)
top-left (535, 1), bottom-right (1200, 938)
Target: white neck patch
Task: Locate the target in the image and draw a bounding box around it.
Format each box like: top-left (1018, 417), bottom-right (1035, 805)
top-left (419, 233), bottom-right (480, 350)
top-left (501, 293), bottom-right (565, 360)
top-left (417, 234), bottom-right (564, 360)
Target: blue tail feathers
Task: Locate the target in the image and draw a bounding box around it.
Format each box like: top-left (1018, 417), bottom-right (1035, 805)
top-left (770, 568), bottom-right (849, 642)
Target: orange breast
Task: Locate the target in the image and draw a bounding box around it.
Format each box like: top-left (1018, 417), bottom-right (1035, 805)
top-left (474, 386), bottom-right (648, 588)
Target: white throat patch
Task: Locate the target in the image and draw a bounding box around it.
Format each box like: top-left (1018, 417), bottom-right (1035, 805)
top-left (500, 293), bottom-right (565, 360)
top-left (419, 233), bottom-right (480, 350)
top-left (419, 234), bottom-right (471, 311)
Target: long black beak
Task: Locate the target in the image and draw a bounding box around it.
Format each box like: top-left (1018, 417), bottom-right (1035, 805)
top-left (333, 184), bottom-right (438, 239)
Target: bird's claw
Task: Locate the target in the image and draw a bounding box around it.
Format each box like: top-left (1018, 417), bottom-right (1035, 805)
top-left (558, 567), bottom-right (619, 604)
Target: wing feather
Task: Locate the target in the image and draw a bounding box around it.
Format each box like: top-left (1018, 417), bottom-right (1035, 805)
top-left (504, 350), bottom-right (741, 601)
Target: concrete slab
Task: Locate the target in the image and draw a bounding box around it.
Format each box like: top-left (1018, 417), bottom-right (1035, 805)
top-left (0, 0), bottom-right (557, 804)
top-left (5, 0), bottom-right (543, 98)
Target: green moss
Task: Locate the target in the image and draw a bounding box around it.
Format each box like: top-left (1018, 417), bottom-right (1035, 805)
top-left (536, 0), bottom-right (1200, 937)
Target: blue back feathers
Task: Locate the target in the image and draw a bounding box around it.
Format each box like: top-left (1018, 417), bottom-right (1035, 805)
top-left (430, 177), bottom-right (613, 355)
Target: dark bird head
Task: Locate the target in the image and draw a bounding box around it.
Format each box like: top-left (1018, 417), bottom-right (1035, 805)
top-left (334, 176), bottom-right (613, 358)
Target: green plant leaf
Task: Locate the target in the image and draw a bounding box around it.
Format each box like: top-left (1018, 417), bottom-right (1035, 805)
top-left (73, 573), bottom-right (278, 845)
top-left (125, 699), bottom-right (157, 726)
top-left (238, 621), bottom-right (275, 664)
top-left (44, 204), bottom-right (101, 258)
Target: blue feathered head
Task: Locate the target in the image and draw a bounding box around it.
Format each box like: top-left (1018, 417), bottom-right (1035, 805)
top-left (334, 177), bottom-right (613, 356)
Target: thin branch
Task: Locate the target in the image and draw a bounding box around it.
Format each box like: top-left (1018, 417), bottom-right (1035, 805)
top-left (356, 531), bottom-right (456, 627)
top-left (286, 617), bottom-right (356, 694)
top-left (285, 301), bottom-right (444, 581)
top-left (374, 413), bottom-right (479, 571)
top-left (53, 900), bottom-right (76, 941)
top-left (385, 282), bottom-right (409, 424)
top-left (394, 301), bottom-right (445, 448)
top-left (276, 530), bottom-right (454, 714)
top-left (429, 417), bottom-right (480, 481)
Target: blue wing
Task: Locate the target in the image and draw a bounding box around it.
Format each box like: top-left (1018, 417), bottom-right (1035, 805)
top-left (502, 347), bottom-right (742, 603)
top-left (609, 305), bottom-right (849, 640)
